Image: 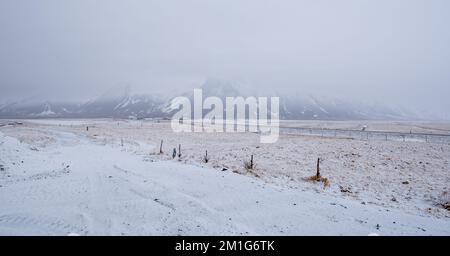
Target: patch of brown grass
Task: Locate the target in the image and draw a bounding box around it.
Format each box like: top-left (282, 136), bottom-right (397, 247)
top-left (306, 174), bottom-right (330, 187)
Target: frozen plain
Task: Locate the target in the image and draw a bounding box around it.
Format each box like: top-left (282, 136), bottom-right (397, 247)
top-left (0, 119), bottom-right (449, 235)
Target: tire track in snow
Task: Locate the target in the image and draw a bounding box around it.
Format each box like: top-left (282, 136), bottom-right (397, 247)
top-left (0, 213), bottom-right (86, 235)
top-left (111, 164), bottom-right (254, 234)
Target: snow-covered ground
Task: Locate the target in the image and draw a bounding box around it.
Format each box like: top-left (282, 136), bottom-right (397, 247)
top-left (0, 119), bottom-right (449, 235)
top-left (279, 120), bottom-right (450, 135)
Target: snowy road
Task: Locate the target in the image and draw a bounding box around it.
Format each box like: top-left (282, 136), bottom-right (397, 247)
top-left (0, 126), bottom-right (449, 235)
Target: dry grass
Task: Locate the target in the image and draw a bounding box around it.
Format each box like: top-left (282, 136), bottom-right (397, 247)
top-left (244, 161), bottom-right (254, 170)
top-left (304, 158), bottom-right (330, 187)
top-left (306, 174), bottom-right (330, 187)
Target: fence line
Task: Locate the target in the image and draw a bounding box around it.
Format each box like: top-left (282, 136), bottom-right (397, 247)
top-left (152, 119), bottom-right (450, 144)
top-left (279, 126), bottom-right (450, 144)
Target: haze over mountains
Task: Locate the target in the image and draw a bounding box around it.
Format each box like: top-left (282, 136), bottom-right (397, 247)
top-left (1, 1), bottom-right (449, 121)
top-left (0, 79), bottom-right (426, 121)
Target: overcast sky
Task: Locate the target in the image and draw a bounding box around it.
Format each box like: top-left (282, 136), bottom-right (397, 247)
top-left (0, 0), bottom-right (449, 116)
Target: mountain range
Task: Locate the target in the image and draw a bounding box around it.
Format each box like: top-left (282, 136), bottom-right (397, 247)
top-left (0, 79), bottom-right (420, 120)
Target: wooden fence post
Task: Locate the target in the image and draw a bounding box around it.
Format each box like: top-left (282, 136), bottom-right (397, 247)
top-left (316, 158), bottom-right (320, 178)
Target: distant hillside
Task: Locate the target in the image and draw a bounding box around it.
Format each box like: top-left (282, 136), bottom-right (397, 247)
top-left (0, 79), bottom-right (418, 120)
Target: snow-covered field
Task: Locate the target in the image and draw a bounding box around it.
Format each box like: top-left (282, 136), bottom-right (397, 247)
top-left (279, 120), bottom-right (450, 135)
top-left (0, 119), bottom-right (449, 235)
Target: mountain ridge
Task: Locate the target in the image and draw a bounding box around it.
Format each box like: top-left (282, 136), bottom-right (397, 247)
top-left (0, 79), bottom-right (424, 120)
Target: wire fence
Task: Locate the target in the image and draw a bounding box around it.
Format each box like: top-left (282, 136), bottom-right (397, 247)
top-left (279, 127), bottom-right (450, 144)
top-left (150, 119), bottom-right (450, 144)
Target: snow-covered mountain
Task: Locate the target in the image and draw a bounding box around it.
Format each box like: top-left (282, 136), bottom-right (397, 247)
top-left (0, 93), bottom-right (166, 119)
top-left (0, 99), bottom-right (80, 119)
top-left (163, 78), bottom-right (419, 120)
top-left (279, 94), bottom-right (418, 120)
top-left (76, 87), bottom-right (166, 118)
top-left (0, 80), bottom-right (420, 120)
